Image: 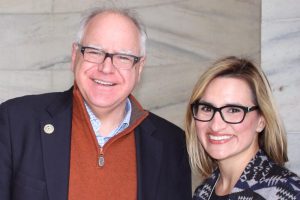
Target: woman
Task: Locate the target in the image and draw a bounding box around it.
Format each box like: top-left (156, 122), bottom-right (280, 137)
top-left (185, 56), bottom-right (300, 199)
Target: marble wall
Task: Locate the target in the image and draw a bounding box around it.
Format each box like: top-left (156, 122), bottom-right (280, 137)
top-left (0, 0), bottom-right (261, 190)
top-left (262, 0), bottom-right (300, 175)
top-left (1, 0), bottom-right (298, 190)
top-left (0, 0), bottom-right (261, 123)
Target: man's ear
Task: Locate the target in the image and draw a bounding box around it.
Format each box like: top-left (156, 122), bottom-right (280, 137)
top-left (137, 56), bottom-right (146, 82)
top-left (71, 43), bottom-right (78, 72)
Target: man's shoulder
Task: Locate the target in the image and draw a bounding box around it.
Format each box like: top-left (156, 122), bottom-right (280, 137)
top-left (142, 112), bottom-right (184, 140)
top-left (146, 112), bottom-right (183, 131)
top-left (1, 89), bottom-right (72, 111)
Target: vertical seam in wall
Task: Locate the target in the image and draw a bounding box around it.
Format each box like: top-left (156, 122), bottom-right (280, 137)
top-left (259, 0), bottom-right (262, 65)
top-left (51, 0), bottom-right (55, 13)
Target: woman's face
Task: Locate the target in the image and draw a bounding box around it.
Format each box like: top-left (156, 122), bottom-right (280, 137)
top-left (195, 77), bottom-right (265, 163)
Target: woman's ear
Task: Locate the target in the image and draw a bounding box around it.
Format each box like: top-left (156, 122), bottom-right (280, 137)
top-left (256, 115), bottom-right (266, 133)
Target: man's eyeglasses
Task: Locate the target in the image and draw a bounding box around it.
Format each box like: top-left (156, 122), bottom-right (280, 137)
top-left (191, 102), bottom-right (259, 124)
top-left (77, 44), bottom-right (142, 70)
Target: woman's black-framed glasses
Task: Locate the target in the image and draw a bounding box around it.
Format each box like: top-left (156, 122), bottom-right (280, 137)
top-left (77, 44), bottom-right (142, 70)
top-left (191, 102), bottom-right (259, 124)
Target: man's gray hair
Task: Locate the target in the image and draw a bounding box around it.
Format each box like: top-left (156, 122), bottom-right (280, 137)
top-left (76, 7), bottom-right (147, 56)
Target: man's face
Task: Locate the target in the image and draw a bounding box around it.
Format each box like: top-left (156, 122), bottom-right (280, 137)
top-left (71, 12), bottom-right (145, 115)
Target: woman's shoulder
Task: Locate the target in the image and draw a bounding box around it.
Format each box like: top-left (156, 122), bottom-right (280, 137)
top-left (254, 150), bottom-right (300, 188)
top-left (243, 149), bottom-right (300, 198)
top-left (255, 164), bottom-right (300, 199)
top-left (265, 162), bottom-right (300, 190)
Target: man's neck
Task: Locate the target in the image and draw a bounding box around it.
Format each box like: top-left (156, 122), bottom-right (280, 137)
top-left (89, 101), bottom-right (127, 137)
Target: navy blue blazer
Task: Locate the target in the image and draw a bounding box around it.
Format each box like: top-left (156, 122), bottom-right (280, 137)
top-left (0, 88), bottom-right (192, 200)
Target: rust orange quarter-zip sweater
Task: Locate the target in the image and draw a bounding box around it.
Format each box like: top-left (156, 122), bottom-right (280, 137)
top-left (68, 85), bottom-right (148, 200)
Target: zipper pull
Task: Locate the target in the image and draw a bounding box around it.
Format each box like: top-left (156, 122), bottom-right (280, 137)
top-left (98, 147), bottom-right (105, 167)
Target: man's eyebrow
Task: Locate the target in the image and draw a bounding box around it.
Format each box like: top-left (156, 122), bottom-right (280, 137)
top-left (118, 49), bottom-right (134, 54)
top-left (85, 44), bottom-right (104, 50)
top-left (83, 45), bottom-right (134, 55)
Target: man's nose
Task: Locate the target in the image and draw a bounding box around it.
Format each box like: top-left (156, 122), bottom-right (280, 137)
top-left (98, 55), bottom-right (115, 73)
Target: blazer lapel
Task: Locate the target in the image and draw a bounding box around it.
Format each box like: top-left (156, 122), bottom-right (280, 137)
top-left (135, 119), bottom-right (163, 200)
top-left (40, 90), bottom-right (72, 200)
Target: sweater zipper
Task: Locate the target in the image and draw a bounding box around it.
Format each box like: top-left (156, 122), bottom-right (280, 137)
top-left (98, 147), bottom-right (105, 167)
top-left (97, 124), bottom-right (138, 168)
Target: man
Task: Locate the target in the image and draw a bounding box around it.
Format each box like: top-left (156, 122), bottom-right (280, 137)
top-left (0, 8), bottom-right (191, 200)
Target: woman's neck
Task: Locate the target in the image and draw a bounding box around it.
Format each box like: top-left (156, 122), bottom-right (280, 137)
top-left (215, 145), bottom-right (259, 195)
